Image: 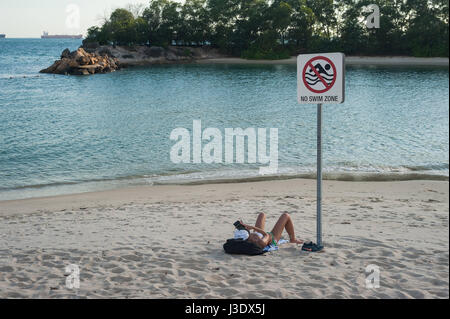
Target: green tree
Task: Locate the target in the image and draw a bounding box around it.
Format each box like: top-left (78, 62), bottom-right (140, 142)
top-left (109, 8), bottom-right (137, 45)
top-left (142, 0), bottom-right (181, 46)
top-left (270, 1), bottom-right (293, 46)
top-left (339, 0), bottom-right (368, 55)
top-left (405, 0), bottom-right (449, 56)
top-left (207, 0), bottom-right (242, 52)
top-left (234, 0), bottom-right (271, 51)
top-left (83, 0), bottom-right (449, 58)
top-left (306, 0), bottom-right (337, 38)
top-left (285, 0), bottom-right (314, 50)
top-left (179, 0), bottom-right (210, 46)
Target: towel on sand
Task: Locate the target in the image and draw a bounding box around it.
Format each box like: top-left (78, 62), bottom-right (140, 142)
top-left (233, 230), bottom-right (289, 252)
top-left (263, 239), bottom-right (289, 252)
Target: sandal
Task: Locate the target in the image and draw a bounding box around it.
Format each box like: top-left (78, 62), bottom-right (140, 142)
top-left (301, 242), bottom-right (323, 252)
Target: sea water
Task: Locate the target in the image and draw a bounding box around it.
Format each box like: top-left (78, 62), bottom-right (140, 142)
top-left (0, 39), bottom-right (448, 200)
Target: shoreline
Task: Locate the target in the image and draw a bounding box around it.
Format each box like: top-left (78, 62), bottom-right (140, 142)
top-left (0, 178), bottom-right (448, 217)
top-left (196, 56), bottom-right (450, 66)
top-left (73, 44), bottom-right (450, 68)
top-left (0, 169), bottom-right (448, 204)
top-left (0, 178), bottom-right (448, 298)
top-left (38, 44), bottom-right (450, 75)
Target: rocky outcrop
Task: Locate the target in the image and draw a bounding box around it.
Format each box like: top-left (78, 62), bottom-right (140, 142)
top-left (40, 48), bottom-right (120, 75)
top-left (83, 45), bottom-right (225, 67)
top-left (41, 45), bottom-right (225, 75)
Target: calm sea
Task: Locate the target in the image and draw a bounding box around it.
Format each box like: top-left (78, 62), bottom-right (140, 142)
top-left (0, 39), bottom-right (448, 200)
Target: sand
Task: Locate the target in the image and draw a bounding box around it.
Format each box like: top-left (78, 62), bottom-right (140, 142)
top-left (0, 179), bottom-right (448, 299)
top-left (197, 56), bottom-right (449, 66)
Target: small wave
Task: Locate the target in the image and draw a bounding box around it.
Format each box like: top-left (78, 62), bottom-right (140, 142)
top-left (3, 166), bottom-right (449, 191)
top-left (152, 171), bottom-right (448, 186)
top-left (404, 163), bottom-right (449, 171)
top-left (0, 74), bottom-right (42, 80)
top-left (0, 165), bottom-right (447, 201)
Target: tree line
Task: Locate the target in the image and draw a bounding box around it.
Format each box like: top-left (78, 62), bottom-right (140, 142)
top-left (84, 0), bottom-right (449, 59)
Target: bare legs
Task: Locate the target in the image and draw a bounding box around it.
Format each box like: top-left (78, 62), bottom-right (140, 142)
top-left (255, 212), bottom-right (266, 230)
top-left (252, 212), bottom-right (303, 244)
top-left (270, 213), bottom-right (303, 244)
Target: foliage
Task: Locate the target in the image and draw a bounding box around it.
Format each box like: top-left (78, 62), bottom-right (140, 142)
top-left (83, 0), bottom-right (449, 58)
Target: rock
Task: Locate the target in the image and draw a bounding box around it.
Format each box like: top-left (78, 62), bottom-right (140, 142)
top-left (39, 63), bottom-right (57, 74)
top-left (54, 58), bottom-right (72, 74)
top-left (98, 47), bottom-right (113, 57)
top-left (77, 55), bottom-right (90, 65)
top-left (61, 48), bottom-right (71, 59)
top-left (40, 45), bottom-right (224, 75)
top-left (40, 47), bottom-right (120, 76)
top-left (145, 46), bottom-right (164, 58)
top-left (70, 48), bottom-right (88, 60)
top-left (165, 51), bottom-right (178, 61)
top-left (108, 58), bottom-right (118, 69)
top-left (82, 41), bottom-right (100, 52)
top-left (170, 46), bottom-right (191, 57)
top-left (78, 64), bottom-right (101, 69)
top-left (72, 69), bottom-right (90, 76)
top-left (68, 59), bottom-right (80, 68)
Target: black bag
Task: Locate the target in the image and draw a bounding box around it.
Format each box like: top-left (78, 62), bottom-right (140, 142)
top-left (223, 238), bottom-right (265, 256)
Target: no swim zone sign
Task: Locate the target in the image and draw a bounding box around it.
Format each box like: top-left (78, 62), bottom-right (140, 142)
top-left (297, 53), bottom-right (345, 104)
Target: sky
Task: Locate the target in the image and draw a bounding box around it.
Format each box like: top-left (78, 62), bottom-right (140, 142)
top-left (0, 0), bottom-right (182, 38)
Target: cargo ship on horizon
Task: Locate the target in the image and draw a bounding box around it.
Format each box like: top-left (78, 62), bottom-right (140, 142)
top-left (41, 31), bottom-right (82, 39)
top-left (0, 34), bottom-right (5, 38)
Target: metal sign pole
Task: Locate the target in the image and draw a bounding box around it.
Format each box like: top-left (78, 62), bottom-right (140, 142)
top-left (297, 53), bottom-right (344, 252)
top-left (317, 103), bottom-right (323, 247)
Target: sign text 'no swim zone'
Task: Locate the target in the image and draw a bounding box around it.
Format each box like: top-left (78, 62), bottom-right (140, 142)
top-left (297, 53), bottom-right (345, 104)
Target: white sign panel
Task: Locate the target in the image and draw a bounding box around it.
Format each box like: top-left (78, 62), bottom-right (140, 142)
top-left (297, 52), bottom-right (345, 104)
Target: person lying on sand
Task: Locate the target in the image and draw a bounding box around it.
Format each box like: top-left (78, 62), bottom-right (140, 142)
top-left (240, 213), bottom-right (304, 249)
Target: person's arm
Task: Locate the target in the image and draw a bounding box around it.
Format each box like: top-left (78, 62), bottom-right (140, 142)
top-left (241, 222), bottom-right (271, 247)
top-left (246, 225), bottom-right (267, 237)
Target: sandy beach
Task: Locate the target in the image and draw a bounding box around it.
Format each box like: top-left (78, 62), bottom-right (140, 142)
top-left (197, 56), bottom-right (450, 66)
top-left (0, 178), bottom-right (448, 299)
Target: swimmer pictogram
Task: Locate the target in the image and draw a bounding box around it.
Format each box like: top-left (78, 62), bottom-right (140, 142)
top-left (302, 56), bottom-right (337, 94)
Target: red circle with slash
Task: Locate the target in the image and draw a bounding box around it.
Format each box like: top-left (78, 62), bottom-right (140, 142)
top-left (302, 56), bottom-right (337, 94)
